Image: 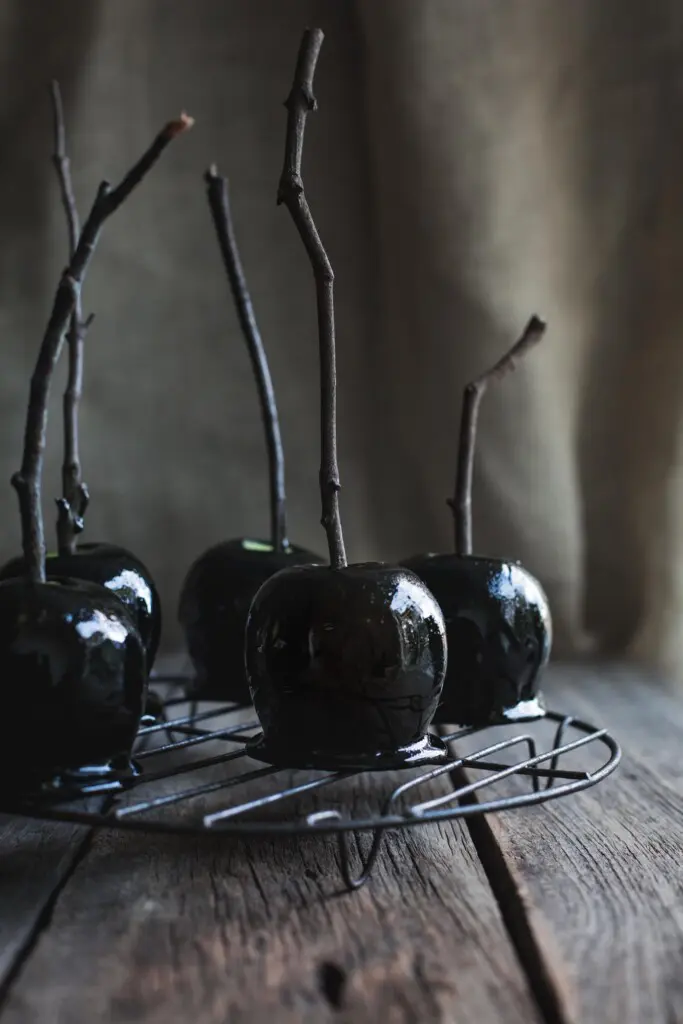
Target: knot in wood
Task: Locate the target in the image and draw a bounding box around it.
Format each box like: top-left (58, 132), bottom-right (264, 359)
top-left (285, 87), bottom-right (317, 113)
top-left (277, 175), bottom-right (304, 206)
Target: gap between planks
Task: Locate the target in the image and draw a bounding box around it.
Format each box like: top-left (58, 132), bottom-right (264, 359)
top-left (448, 663), bottom-right (683, 1024)
top-left (0, 799), bottom-right (104, 1003)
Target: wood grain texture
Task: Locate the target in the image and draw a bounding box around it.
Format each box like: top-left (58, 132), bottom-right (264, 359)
top-left (3, 662), bottom-right (680, 1023)
top-left (0, 815), bottom-right (92, 992)
top-left (0, 725), bottom-right (540, 1024)
top-left (453, 664), bottom-right (683, 1024)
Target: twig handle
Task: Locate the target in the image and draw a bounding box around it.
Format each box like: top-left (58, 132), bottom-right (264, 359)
top-left (50, 80), bottom-right (93, 555)
top-left (12, 109), bottom-right (193, 583)
top-left (278, 29), bottom-right (346, 569)
top-left (449, 315), bottom-right (547, 556)
top-left (205, 167), bottom-right (288, 552)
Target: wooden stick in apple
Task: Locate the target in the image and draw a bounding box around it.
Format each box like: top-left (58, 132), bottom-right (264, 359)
top-left (12, 109), bottom-right (194, 584)
top-left (276, 27), bottom-right (346, 570)
top-left (204, 165), bottom-right (289, 551)
top-left (449, 315), bottom-right (547, 556)
top-left (50, 80), bottom-right (94, 555)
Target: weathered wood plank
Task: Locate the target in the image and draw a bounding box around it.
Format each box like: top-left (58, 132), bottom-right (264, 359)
top-left (0, 815), bottom-right (92, 994)
top-left (0, 720), bottom-right (541, 1024)
top-left (0, 657), bottom-right (185, 1000)
top-left (453, 664), bottom-right (683, 1024)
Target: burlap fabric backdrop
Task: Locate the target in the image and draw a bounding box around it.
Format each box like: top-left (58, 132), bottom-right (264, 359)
top-left (2, 1), bottom-right (682, 684)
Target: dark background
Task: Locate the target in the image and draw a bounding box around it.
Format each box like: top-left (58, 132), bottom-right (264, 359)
top-left (3, 0), bottom-right (683, 674)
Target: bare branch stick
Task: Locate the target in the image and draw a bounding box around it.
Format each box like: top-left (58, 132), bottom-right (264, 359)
top-left (51, 80), bottom-right (90, 555)
top-left (56, 311), bottom-right (95, 554)
top-left (449, 315), bottom-right (547, 556)
top-left (277, 28), bottom-right (346, 569)
top-left (205, 166), bottom-right (288, 551)
top-left (12, 110), bottom-right (194, 583)
top-left (50, 81), bottom-right (80, 255)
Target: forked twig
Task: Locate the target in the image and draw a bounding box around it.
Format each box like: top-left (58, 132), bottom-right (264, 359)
top-left (12, 109), bottom-right (194, 583)
top-left (277, 28), bottom-right (346, 569)
top-left (449, 315), bottom-right (547, 555)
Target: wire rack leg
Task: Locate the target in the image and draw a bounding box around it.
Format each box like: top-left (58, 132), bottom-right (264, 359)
top-left (308, 811), bottom-right (385, 891)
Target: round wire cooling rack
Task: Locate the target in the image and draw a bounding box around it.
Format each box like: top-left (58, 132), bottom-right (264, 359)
top-left (1, 672), bottom-right (621, 891)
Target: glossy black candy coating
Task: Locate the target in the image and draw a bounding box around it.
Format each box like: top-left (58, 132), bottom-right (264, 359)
top-left (401, 554), bottom-right (552, 726)
top-left (245, 563), bottom-right (448, 771)
top-left (0, 577), bottom-right (146, 794)
top-left (0, 543), bottom-right (161, 672)
top-left (178, 538), bottom-right (319, 703)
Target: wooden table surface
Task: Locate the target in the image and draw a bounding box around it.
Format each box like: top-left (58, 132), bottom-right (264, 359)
top-left (0, 663), bottom-right (681, 1024)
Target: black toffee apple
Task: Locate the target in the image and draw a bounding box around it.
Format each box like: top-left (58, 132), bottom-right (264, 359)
top-left (0, 577), bottom-right (146, 794)
top-left (0, 543), bottom-right (161, 668)
top-left (247, 561), bottom-right (448, 771)
top-left (0, 101), bottom-right (191, 795)
top-left (178, 166), bottom-right (318, 704)
top-left (245, 28), bottom-right (448, 771)
top-left (179, 538), bottom-right (315, 704)
top-left (402, 317), bottom-right (552, 727)
top-left (0, 85), bottom-right (180, 675)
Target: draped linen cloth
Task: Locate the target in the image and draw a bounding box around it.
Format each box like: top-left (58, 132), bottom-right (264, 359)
top-left (1, 0), bottom-right (682, 682)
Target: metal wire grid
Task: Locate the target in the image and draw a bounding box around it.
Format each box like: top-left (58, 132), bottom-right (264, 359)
top-left (3, 673), bottom-right (621, 890)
